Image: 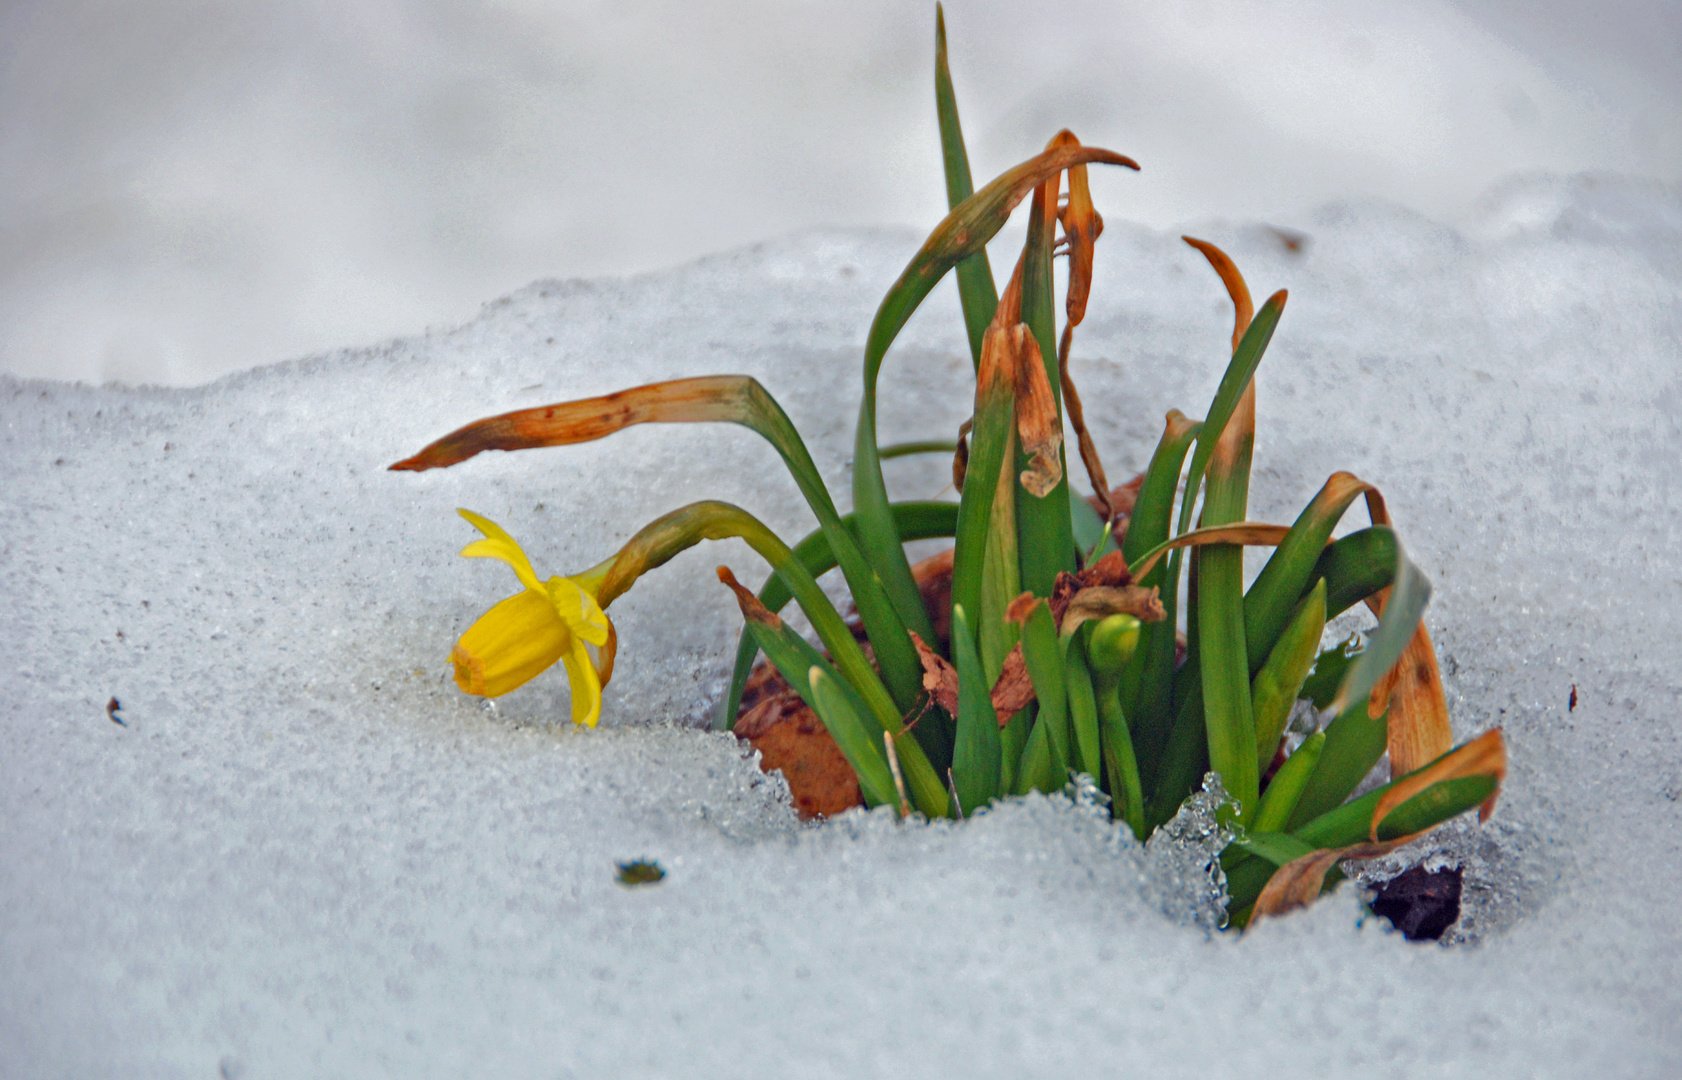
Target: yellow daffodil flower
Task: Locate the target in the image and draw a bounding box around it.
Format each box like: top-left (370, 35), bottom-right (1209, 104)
top-left (450, 509), bottom-right (614, 726)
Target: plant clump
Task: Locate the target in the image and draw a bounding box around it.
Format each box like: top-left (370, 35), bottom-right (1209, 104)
top-left (391, 6), bottom-right (1505, 929)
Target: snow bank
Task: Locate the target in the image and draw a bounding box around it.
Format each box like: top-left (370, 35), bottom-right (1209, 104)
top-left (4, 173), bottom-right (1680, 1076)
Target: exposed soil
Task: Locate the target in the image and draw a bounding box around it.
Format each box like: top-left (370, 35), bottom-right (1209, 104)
top-left (1369, 865), bottom-right (1463, 941)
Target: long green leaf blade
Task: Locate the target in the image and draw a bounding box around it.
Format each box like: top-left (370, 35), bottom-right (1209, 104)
top-left (1285, 701), bottom-right (1389, 830)
top-left (853, 143), bottom-right (1138, 662)
top-left (1064, 634), bottom-right (1103, 781)
top-left (1015, 177), bottom-right (1075, 597)
top-left (1018, 601), bottom-right (1070, 784)
top-left (1173, 292), bottom-right (1287, 538)
top-left (934, 3), bottom-right (998, 367)
top-left (1250, 580), bottom-right (1327, 773)
top-left (1252, 730), bottom-right (1326, 833)
top-left (718, 501), bottom-right (958, 731)
top-left (949, 604), bottom-right (1002, 815)
top-left (1196, 334), bottom-right (1261, 825)
top-left (807, 666), bottom-right (902, 809)
top-left (1327, 536), bottom-right (1432, 716)
top-left (1013, 706), bottom-right (1057, 795)
top-left (1119, 412), bottom-right (1201, 777)
top-left (1242, 472), bottom-right (1372, 673)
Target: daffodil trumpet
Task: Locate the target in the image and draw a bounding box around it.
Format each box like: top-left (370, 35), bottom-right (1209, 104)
top-left (450, 509), bottom-right (614, 727)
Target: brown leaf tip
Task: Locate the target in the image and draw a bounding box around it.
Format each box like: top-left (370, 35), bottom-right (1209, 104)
top-left (1079, 549), bottom-right (1132, 588)
top-left (717, 566), bottom-right (781, 628)
top-left (1004, 592), bottom-right (1043, 625)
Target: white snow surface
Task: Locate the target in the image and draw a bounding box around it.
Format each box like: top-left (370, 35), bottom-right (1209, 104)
top-left (5, 173), bottom-right (1681, 1077)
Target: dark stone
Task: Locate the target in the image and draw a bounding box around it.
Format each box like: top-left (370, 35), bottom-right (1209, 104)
top-left (1369, 865), bottom-right (1463, 941)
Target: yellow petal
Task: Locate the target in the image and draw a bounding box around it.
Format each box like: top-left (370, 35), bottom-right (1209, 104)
top-left (451, 588), bottom-right (568, 697)
top-left (457, 509), bottom-right (543, 593)
top-left (561, 638), bottom-right (603, 727)
top-left (548, 575), bottom-right (611, 647)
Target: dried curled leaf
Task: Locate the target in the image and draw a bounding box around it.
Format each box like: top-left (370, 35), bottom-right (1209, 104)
top-left (1183, 236), bottom-right (1255, 352)
top-left (390, 375), bottom-right (761, 472)
top-left (989, 645), bottom-right (1035, 725)
top-left (1044, 130), bottom-right (1111, 519)
top-left (1125, 522), bottom-right (1292, 582)
top-left (1249, 836), bottom-right (1418, 926)
top-left (952, 418), bottom-right (973, 492)
top-left (1013, 327), bottom-right (1063, 497)
top-left (910, 631), bottom-right (959, 717)
top-left (1061, 365), bottom-right (1111, 522)
top-left (913, 627), bottom-right (1032, 729)
top-left (1058, 585), bottom-right (1165, 635)
top-left (1108, 471), bottom-right (1146, 519)
top-left (1370, 728), bottom-right (1506, 841)
top-left (1003, 591), bottom-right (1043, 625)
top-left (1373, 626), bottom-right (1454, 773)
top-left (1358, 492), bottom-right (1454, 774)
top-left (1052, 130), bottom-right (1104, 329)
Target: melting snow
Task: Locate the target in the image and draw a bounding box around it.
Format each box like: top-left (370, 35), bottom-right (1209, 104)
top-left (4, 174), bottom-right (1681, 1076)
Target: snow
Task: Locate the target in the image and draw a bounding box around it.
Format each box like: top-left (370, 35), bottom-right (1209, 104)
top-left (4, 173), bottom-right (1681, 1076)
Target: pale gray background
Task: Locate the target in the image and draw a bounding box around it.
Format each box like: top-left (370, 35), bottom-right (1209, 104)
top-left (2, 0), bottom-right (1677, 386)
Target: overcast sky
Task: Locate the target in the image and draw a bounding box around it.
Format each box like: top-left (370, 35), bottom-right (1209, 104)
top-left (2, 0), bottom-right (1678, 385)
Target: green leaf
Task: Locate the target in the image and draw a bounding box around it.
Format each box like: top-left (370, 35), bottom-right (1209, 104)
top-left (1196, 356), bottom-right (1261, 825)
top-left (718, 501), bottom-right (957, 731)
top-left (852, 142), bottom-right (1138, 674)
top-left (1327, 535), bottom-right (1432, 716)
top-left (1374, 775), bottom-right (1497, 840)
top-left (879, 439), bottom-right (960, 460)
top-left (1063, 632), bottom-right (1102, 781)
top-left (1250, 580), bottom-right (1327, 773)
top-left (1013, 705), bottom-right (1058, 795)
top-left (1231, 830), bottom-right (1316, 868)
top-left (1242, 473), bottom-right (1372, 674)
top-left (1309, 525), bottom-right (1398, 618)
top-left (951, 336), bottom-right (1020, 682)
top-left (1252, 730), bottom-right (1325, 834)
top-left (999, 705), bottom-right (1030, 795)
top-left (1285, 700), bottom-right (1389, 830)
top-left (949, 604), bottom-right (1003, 816)
top-left (934, 3), bottom-right (999, 367)
top-left (1172, 292), bottom-right (1286, 538)
top-left (806, 665), bottom-right (902, 810)
top-left (1014, 178), bottom-right (1076, 598)
top-left (1118, 411), bottom-right (1201, 779)
top-left (1017, 600), bottom-right (1070, 787)
top-left (1298, 638), bottom-right (1359, 711)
